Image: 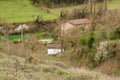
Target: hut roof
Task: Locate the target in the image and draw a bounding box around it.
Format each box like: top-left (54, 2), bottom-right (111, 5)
top-left (46, 44), bottom-right (63, 49)
top-left (67, 19), bottom-right (89, 25)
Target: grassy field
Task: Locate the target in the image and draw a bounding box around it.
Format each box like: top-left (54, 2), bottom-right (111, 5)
top-left (108, 0), bottom-right (120, 9)
top-left (0, 0), bottom-right (120, 23)
top-left (0, 0), bottom-right (57, 23)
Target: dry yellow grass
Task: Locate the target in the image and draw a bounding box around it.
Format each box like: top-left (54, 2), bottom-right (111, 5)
top-left (0, 52), bottom-right (120, 80)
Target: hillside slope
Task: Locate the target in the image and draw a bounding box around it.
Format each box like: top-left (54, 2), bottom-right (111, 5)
top-left (0, 0), bottom-right (120, 23)
top-left (0, 0), bottom-right (57, 23)
top-left (108, 0), bottom-right (120, 9)
top-left (0, 53), bottom-right (120, 80)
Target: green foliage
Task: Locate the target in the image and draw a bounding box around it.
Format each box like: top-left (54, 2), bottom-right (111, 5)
top-left (110, 27), bottom-right (120, 40)
top-left (101, 31), bottom-right (107, 40)
top-left (110, 34), bottom-right (120, 40)
top-left (60, 10), bottom-right (68, 19)
top-left (87, 32), bottom-right (95, 48)
top-left (78, 32), bottom-right (91, 46)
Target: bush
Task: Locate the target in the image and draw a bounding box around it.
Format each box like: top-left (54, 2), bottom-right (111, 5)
top-left (28, 54), bottom-right (41, 63)
top-left (87, 37), bottom-right (95, 48)
top-left (110, 27), bottom-right (120, 40)
top-left (110, 34), bottom-right (120, 40)
top-left (67, 6), bottom-right (89, 19)
top-left (60, 10), bottom-right (68, 19)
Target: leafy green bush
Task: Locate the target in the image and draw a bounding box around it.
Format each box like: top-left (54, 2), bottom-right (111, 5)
top-left (87, 37), bottom-right (95, 48)
top-left (60, 10), bottom-right (68, 19)
top-left (110, 34), bottom-right (120, 40)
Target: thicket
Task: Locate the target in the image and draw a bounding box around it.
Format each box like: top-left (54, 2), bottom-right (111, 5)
top-left (55, 6), bottom-right (120, 70)
top-left (31, 0), bottom-right (105, 8)
top-left (60, 6), bottom-right (89, 20)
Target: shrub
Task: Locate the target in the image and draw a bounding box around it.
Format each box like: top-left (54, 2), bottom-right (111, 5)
top-left (28, 54), bottom-right (41, 63)
top-left (67, 6), bottom-right (89, 19)
top-left (87, 37), bottom-right (95, 48)
top-left (60, 10), bottom-right (68, 19)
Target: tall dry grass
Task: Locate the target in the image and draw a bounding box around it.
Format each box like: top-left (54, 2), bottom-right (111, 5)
top-left (0, 52), bottom-right (120, 80)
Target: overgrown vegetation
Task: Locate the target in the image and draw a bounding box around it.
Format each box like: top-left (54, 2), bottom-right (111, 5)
top-left (0, 0), bottom-right (120, 80)
top-left (0, 52), bottom-right (120, 80)
top-left (52, 2), bottom-right (120, 74)
top-left (31, 0), bottom-right (105, 8)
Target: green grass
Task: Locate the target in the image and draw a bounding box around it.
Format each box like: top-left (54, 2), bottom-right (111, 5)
top-left (8, 34), bottom-right (22, 40)
top-left (0, 0), bottom-right (120, 23)
top-left (0, 0), bottom-right (58, 23)
top-left (108, 0), bottom-right (120, 9)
